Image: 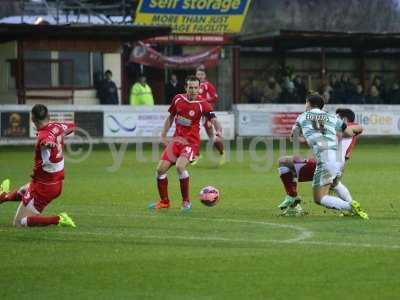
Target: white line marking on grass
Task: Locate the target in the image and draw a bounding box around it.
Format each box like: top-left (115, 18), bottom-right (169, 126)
top-left (296, 240), bottom-right (400, 250)
top-left (2, 212), bottom-right (400, 250)
top-left (1, 213), bottom-right (312, 244)
top-left (1, 228), bottom-right (400, 250)
top-left (81, 212), bottom-right (314, 243)
top-left (183, 216), bottom-right (314, 243)
top-left (50, 230), bottom-right (308, 244)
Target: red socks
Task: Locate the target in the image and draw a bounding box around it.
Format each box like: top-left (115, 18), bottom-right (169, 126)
top-left (157, 171), bottom-right (190, 203)
top-left (213, 140), bottom-right (224, 155)
top-left (179, 177), bottom-right (190, 202)
top-left (0, 190), bottom-right (20, 203)
top-left (178, 170), bottom-right (190, 202)
top-left (279, 172), bottom-right (298, 198)
top-left (26, 215), bottom-right (60, 226)
top-left (157, 176), bottom-right (169, 203)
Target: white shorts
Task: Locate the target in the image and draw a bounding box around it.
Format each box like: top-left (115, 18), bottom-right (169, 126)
top-left (313, 150), bottom-right (343, 188)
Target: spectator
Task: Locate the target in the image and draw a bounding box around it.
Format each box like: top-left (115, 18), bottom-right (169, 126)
top-left (329, 74), bottom-right (341, 103)
top-left (130, 75), bottom-right (154, 106)
top-left (372, 76), bottom-right (386, 101)
top-left (341, 74), bottom-right (356, 102)
top-left (280, 80), bottom-right (299, 103)
top-left (96, 70), bottom-right (119, 105)
top-left (294, 75), bottom-right (307, 101)
top-left (165, 73), bottom-right (183, 104)
top-left (320, 83), bottom-right (332, 103)
top-left (328, 73), bottom-right (336, 84)
top-left (352, 77), bottom-right (361, 87)
top-left (387, 82), bottom-right (400, 104)
top-left (349, 84), bottom-right (366, 104)
top-left (366, 85), bottom-right (383, 104)
top-left (262, 76), bottom-right (281, 103)
top-left (333, 73), bottom-right (351, 103)
top-left (242, 79), bottom-right (263, 103)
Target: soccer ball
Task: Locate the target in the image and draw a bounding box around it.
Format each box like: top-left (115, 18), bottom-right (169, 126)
top-left (199, 186), bottom-right (220, 207)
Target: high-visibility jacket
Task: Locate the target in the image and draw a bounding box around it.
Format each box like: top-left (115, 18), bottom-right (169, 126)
top-left (130, 83), bottom-right (154, 106)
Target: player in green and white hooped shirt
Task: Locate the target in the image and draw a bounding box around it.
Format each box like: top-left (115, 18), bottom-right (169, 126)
top-left (291, 95), bottom-right (369, 219)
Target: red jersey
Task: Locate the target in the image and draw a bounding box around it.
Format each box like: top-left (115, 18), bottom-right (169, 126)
top-left (169, 94), bottom-right (214, 146)
top-left (199, 81), bottom-right (218, 107)
top-left (32, 122), bottom-right (75, 183)
top-left (343, 122), bottom-right (358, 160)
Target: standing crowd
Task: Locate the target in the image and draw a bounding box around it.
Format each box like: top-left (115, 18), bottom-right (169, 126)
top-left (242, 73), bottom-right (400, 104)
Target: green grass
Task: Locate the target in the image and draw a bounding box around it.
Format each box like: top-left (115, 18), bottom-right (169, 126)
top-left (1, 139), bottom-right (400, 300)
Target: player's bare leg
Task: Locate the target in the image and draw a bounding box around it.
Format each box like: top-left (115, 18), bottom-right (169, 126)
top-left (149, 160), bottom-right (172, 210)
top-left (277, 156), bottom-right (303, 214)
top-left (176, 156), bottom-right (192, 211)
top-left (205, 121), bottom-right (225, 166)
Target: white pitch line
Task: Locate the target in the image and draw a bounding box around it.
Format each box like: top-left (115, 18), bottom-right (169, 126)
top-left (59, 212), bottom-right (400, 249)
top-left (36, 230), bottom-right (308, 245)
top-left (0, 213), bottom-right (312, 244)
top-left (1, 229), bottom-right (399, 250)
top-left (79, 212), bottom-right (314, 243)
top-left (296, 240), bottom-right (400, 250)
top-left (1, 212), bottom-right (400, 250)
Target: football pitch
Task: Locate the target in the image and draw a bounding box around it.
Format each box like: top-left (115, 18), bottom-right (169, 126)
top-left (0, 139), bottom-right (400, 300)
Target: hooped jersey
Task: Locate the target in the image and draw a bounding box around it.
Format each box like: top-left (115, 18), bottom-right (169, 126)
top-left (32, 122), bottom-right (75, 183)
top-left (199, 81), bottom-right (218, 107)
top-left (169, 94), bottom-right (214, 146)
top-left (293, 108), bottom-right (346, 158)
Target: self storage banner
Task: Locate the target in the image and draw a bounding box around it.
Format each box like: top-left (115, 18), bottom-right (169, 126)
top-left (134, 0), bottom-right (252, 34)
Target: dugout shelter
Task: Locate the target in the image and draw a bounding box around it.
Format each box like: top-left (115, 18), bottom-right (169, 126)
top-left (0, 23), bottom-right (171, 105)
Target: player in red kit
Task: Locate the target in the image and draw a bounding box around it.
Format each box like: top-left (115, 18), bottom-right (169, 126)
top-left (277, 108), bottom-right (360, 216)
top-left (0, 104), bottom-right (76, 227)
top-left (149, 75), bottom-right (222, 211)
top-left (194, 67), bottom-right (225, 165)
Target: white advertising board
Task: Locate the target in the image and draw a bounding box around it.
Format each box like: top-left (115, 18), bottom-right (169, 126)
top-left (104, 111), bottom-right (235, 140)
top-left (354, 111), bottom-right (400, 135)
top-left (200, 112), bottom-right (235, 140)
top-left (104, 111), bottom-right (166, 138)
top-left (29, 111), bottom-right (75, 138)
top-left (235, 104), bottom-right (400, 136)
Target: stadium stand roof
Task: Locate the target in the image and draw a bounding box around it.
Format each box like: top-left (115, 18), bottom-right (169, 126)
top-left (0, 23), bottom-right (171, 43)
top-left (236, 30), bottom-right (400, 51)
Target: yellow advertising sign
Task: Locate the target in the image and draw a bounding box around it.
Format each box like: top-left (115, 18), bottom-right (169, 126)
top-left (134, 0), bottom-right (252, 34)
